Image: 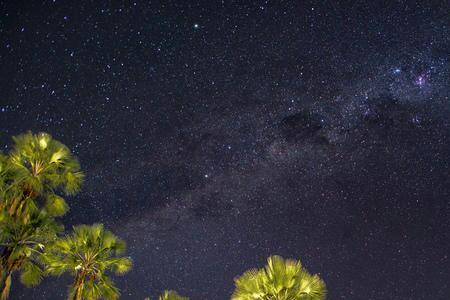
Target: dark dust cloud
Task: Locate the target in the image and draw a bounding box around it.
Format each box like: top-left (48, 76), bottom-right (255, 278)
top-left (1, 1), bottom-right (449, 299)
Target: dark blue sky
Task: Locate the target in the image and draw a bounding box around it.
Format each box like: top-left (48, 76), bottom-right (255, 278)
top-left (1, 1), bottom-right (450, 299)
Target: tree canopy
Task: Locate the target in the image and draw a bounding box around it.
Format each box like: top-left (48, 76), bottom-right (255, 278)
top-left (42, 224), bottom-right (132, 300)
top-left (231, 255), bottom-right (327, 300)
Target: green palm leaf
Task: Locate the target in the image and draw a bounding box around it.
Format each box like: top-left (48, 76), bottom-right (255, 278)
top-left (19, 261), bottom-right (43, 287)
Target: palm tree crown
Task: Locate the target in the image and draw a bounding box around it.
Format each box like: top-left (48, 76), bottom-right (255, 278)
top-left (231, 255), bottom-right (327, 300)
top-left (4, 132), bottom-right (83, 217)
top-left (43, 224), bottom-right (132, 300)
top-left (158, 290), bottom-right (189, 300)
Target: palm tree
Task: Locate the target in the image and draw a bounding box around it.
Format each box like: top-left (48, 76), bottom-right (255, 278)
top-left (0, 210), bottom-right (62, 299)
top-left (159, 290), bottom-right (189, 300)
top-left (0, 132), bottom-right (84, 298)
top-left (231, 255), bottom-right (327, 300)
top-left (2, 131), bottom-right (83, 218)
top-left (43, 224), bottom-right (132, 300)
top-left (145, 290), bottom-right (189, 300)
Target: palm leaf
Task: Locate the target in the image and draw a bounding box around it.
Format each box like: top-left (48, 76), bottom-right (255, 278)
top-left (19, 261), bottom-right (43, 287)
top-left (43, 194), bottom-right (69, 217)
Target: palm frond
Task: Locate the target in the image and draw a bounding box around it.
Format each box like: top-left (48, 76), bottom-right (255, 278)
top-left (107, 257), bottom-right (133, 275)
top-left (43, 194), bottom-right (69, 217)
top-left (296, 272), bottom-right (327, 299)
top-left (19, 261), bottom-right (43, 287)
top-left (95, 276), bottom-right (120, 300)
top-left (232, 268), bottom-right (267, 300)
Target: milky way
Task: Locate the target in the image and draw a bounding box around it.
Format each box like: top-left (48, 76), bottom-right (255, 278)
top-left (1, 1), bottom-right (450, 299)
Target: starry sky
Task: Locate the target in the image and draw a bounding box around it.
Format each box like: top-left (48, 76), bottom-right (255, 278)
top-left (1, 1), bottom-right (450, 299)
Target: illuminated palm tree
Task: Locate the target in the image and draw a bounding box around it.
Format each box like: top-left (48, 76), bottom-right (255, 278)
top-left (0, 132), bottom-right (83, 299)
top-left (144, 290), bottom-right (189, 300)
top-left (0, 210), bottom-right (62, 299)
top-left (3, 131), bottom-right (83, 218)
top-left (231, 255), bottom-right (326, 300)
top-left (43, 224), bottom-right (132, 300)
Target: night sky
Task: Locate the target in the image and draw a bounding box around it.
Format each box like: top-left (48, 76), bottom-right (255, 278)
top-left (1, 1), bottom-right (450, 299)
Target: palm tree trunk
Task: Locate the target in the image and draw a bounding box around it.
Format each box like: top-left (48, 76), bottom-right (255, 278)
top-left (0, 247), bottom-right (24, 300)
top-left (71, 272), bottom-right (85, 300)
top-left (0, 271), bottom-right (12, 300)
top-left (0, 248), bottom-right (14, 300)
